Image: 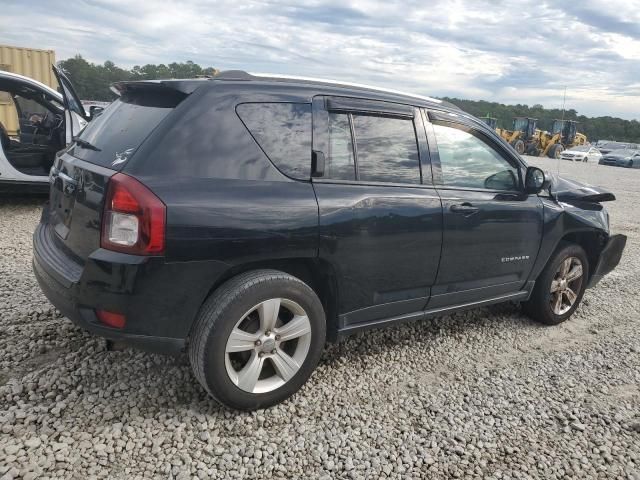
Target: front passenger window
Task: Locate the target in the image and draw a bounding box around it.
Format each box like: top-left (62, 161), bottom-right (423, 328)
top-left (433, 124), bottom-right (519, 191)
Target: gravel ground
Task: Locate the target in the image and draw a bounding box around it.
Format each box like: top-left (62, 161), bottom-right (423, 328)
top-left (1, 157), bottom-right (639, 479)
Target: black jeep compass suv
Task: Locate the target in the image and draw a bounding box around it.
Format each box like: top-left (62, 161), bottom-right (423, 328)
top-left (33, 71), bottom-right (626, 410)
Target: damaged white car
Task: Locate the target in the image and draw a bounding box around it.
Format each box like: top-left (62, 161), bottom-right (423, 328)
top-left (0, 66), bottom-right (89, 193)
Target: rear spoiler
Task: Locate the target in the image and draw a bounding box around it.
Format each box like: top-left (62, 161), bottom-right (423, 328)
top-left (110, 79), bottom-right (208, 96)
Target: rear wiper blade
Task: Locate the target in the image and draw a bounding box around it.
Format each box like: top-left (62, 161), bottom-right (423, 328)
top-left (74, 138), bottom-right (101, 151)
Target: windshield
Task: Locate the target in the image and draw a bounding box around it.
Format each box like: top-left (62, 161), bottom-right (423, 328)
top-left (69, 89), bottom-right (185, 168)
top-left (569, 146), bottom-right (589, 152)
top-left (513, 119), bottom-right (528, 131)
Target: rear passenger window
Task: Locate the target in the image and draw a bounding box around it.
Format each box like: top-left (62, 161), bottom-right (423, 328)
top-left (327, 113), bottom-right (356, 180)
top-left (352, 114), bottom-right (420, 184)
top-left (237, 103), bottom-right (312, 179)
top-left (325, 111), bottom-right (421, 184)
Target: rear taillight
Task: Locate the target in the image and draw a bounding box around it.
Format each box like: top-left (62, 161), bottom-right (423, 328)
top-left (101, 173), bottom-right (166, 255)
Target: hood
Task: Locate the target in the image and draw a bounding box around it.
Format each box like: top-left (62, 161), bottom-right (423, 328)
top-left (548, 174), bottom-right (616, 203)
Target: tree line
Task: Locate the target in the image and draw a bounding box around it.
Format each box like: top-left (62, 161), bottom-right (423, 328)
top-left (58, 55), bottom-right (218, 101)
top-left (59, 55), bottom-right (639, 143)
top-left (442, 97), bottom-right (640, 143)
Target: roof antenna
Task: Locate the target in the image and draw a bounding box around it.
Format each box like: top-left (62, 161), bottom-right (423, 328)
top-left (558, 86), bottom-right (566, 176)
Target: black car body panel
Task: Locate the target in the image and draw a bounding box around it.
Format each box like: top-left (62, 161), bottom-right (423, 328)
top-left (33, 73), bottom-right (627, 352)
top-left (588, 234), bottom-right (626, 287)
top-left (548, 174), bottom-right (616, 203)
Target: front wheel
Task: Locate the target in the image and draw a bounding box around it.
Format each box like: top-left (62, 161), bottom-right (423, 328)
top-left (189, 270), bottom-right (326, 410)
top-left (523, 244), bottom-right (589, 325)
top-left (511, 139), bottom-right (525, 155)
top-left (548, 144), bottom-right (564, 159)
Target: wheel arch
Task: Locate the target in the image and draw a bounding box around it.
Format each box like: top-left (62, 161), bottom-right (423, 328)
top-left (190, 257), bottom-right (341, 343)
top-left (557, 231), bottom-right (607, 281)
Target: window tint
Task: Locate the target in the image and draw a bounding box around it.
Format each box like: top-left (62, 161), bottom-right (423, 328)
top-left (72, 90), bottom-right (184, 168)
top-left (433, 124), bottom-right (519, 191)
top-left (352, 114), bottom-right (420, 184)
top-left (237, 103), bottom-right (312, 179)
top-left (327, 112), bottom-right (355, 180)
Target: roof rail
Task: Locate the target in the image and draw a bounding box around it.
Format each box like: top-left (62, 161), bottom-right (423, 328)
top-left (250, 72), bottom-right (442, 104)
top-left (211, 70), bottom-right (442, 104)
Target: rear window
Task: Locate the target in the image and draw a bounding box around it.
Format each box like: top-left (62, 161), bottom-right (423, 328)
top-left (70, 90), bottom-right (184, 168)
top-left (236, 102), bottom-right (312, 180)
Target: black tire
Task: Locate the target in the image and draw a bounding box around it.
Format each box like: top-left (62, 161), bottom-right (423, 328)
top-left (583, 157), bottom-right (588, 162)
top-left (527, 146), bottom-right (541, 157)
top-left (523, 244), bottom-right (589, 325)
top-left (189, 270), bottom-right (326, 410)
top-left (511, 139), bottom-right (525, 155)
top-left (628, 160), bottom-right (634, 168)
top-left (548, 144), bottom-right (564, 159)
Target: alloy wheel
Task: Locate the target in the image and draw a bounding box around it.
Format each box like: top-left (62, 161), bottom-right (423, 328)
top-left (224, 298), bottom-right (312, 394)
top-left (550, 256), bottom-right (584, 315)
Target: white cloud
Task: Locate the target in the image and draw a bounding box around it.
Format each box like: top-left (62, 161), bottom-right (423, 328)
top-left (1, 0), bottom-right (639, 119)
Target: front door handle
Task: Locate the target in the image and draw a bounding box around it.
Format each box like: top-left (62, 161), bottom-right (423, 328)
top-left (450, 203), bottom-right (479, 215)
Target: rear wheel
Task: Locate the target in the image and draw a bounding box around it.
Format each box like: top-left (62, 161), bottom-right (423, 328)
top-left (523, 244), bottom-right (589, 325)
top-left (189, 270), bottom-right (326, 410)
top-left (548, 144), bottom-right (564, 159)
top-left (583, 157), bottom-right (588, 162)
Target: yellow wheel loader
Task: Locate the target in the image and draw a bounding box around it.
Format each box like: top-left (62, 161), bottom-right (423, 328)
top-left (534, 120), bottom-right (588, 158)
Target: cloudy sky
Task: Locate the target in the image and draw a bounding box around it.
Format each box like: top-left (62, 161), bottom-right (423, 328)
top-left (2, 0), bottom-right (640, 119)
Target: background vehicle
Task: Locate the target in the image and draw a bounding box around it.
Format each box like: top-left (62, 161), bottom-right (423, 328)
top-left (530, 120), bottom-right (588, 159)
top-left (598, 141), bottom-right (638, 155)
top-left (0, 67), bottom-right (88, 193)
top-left (599, 149), bottom-right (640, 168)
top-left (480, 116), bottom-right (497, 130)
top-left (480, 116), bottom-right (537, 155)
top-left (560, 145), bottom-right (601, 162)
top-left (33, 72), bottom-right (626, 410)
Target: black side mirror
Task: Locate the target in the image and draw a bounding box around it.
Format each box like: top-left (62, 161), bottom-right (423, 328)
top-left (525, 166), bottom-right (549, 194)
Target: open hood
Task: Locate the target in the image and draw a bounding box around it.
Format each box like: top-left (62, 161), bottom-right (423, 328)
top-left (548, 174), bottom-right (616, 203)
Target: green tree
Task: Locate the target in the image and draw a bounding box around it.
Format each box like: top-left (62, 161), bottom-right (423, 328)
top-left (58, 55), bottom-right (218, 102)
top-left (442, 97), bottom-right (640, 143)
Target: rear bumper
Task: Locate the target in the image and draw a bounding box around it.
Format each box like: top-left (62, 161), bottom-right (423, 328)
top-left (33, 255), bottom-right (184, 354)
top-left (32, 222), bottom-right (226, 355)
top-left (587, 234), bottom-right (627, 288)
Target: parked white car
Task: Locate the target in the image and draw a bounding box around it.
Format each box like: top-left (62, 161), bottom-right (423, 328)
top-left (560, 145), bottom-right (602, 163)
top-left (0, 67), bottom-right (88, 193)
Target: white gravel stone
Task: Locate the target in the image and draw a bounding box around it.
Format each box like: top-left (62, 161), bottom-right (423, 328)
top-left (1, 160), bottom-right (640, 478)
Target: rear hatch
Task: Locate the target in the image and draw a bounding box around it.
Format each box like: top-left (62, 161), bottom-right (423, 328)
top-left (44, 85), bottom-right (187, 266)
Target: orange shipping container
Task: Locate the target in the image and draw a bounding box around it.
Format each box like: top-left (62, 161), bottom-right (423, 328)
top-left (0, 45), bottom-right (57, 135)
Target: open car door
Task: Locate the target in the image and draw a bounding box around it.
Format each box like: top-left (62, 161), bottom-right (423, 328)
top-left (52, 65), bottom-right (88, 145)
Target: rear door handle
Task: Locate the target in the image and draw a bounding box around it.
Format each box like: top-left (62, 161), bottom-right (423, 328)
top-left (450, 203), bottom-right (479, 215)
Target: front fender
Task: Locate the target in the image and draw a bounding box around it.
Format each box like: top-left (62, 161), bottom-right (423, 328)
top-left (528, 198), bottom-right (610, 284)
